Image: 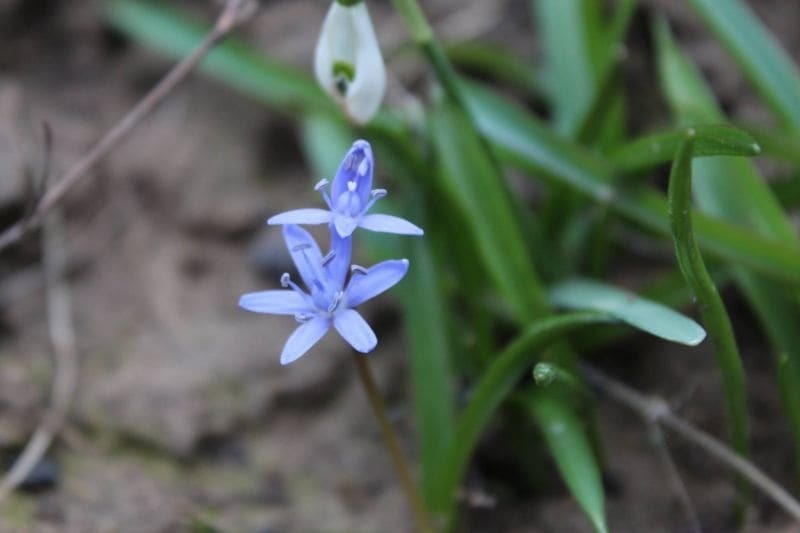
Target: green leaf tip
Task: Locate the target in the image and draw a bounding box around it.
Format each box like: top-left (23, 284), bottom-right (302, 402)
top-left (612, 124), bottom-right (763, 173)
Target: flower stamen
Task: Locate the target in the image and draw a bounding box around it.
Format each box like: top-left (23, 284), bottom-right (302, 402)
top-left (350, 264), bottom-right (368, 276)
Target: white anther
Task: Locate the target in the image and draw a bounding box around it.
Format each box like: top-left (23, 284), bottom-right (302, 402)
top-left (327, 291), bottom-right (344, 313)
top-left (370, 188), bottom-right (387, 199)
top-left (358, 159), bottom-right (369, 176)
top-left (350, 264), bottom-right (368, 276)
top-left (314, 178), bottom-right (330, 191)
top-left (280, 273), bottom-right (291, 287)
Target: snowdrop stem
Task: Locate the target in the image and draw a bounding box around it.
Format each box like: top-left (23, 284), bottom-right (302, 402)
top-left (391, 0), bottom-right (433, 42)
top-left (390, 0), bottom-right (471, 121)
top-left (353, 353), bottom-right (433, 532)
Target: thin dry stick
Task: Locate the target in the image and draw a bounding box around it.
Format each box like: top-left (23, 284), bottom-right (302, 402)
top-left (0, 210), bottom-right (77, 502)
top-left (581, 363), bottom-right (800, 523)
top-left (648, 423), bottom-right (703, 533)
top-left (352, 354), bottom-right (433, 533)
top-left (0, 0), bottom-right (257, 254)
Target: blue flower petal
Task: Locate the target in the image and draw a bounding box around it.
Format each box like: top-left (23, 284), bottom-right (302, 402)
top-left (239, 290), bottom-right (311, 315)
top-left (268, 208), bottom-right (331, 226)
top-left (333, 213), bottom-right (359, 238)
top-left (326, 233), bottom-right (353, 288)
top-left (283, 225), bottom-right (324, 289)
top-left (359, 214), bottom-right (424, 236)
top-left (333, 309), bottom-right (377, 353)
top-left (280, 316), bottom-right (330, 365)
top-left (346, 259), bottom-right (409, 308)
top-left (331, 140), bottom-right (373, 209)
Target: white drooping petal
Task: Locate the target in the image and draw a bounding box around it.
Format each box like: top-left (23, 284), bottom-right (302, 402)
top-left (313, 1), bottom-right (386, 125)
top-left (342, 2), bottom-right (386, 124)
top-left (314, 2), bottom-right (351, 97)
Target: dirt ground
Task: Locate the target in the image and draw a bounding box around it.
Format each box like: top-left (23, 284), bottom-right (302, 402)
top-left (0, 0), bottom-right (799, 531)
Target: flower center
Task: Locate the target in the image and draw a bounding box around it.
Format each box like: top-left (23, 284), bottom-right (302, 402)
top-left (332, 61), bottom-right (354, 96)
top-left (335, 189), bottom-right (363, 218)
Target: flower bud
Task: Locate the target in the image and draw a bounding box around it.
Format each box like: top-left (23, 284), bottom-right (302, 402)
top-left (314, 0), bottom-right (386, 124)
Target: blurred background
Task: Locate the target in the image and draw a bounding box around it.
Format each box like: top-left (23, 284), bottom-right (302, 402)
top-left (0, 0), bottom-right (799, 531)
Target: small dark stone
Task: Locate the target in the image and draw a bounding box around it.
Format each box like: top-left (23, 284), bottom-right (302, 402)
top-left (16, 456), bottom-right (59, 492)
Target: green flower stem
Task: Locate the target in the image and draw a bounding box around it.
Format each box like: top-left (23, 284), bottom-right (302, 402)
top-left (667, 133), bottom-right (750, 463)
top-left (430, 311), bottom-right (614, 524)
top-left (390, 0), bottom-right (468, 111)
top-left (390, 0), bottom-right (432, 42)
top-left (353, 353), bottom-right (433, 532)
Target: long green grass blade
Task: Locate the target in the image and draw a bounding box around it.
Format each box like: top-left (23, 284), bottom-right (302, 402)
top-left (445, 41), bottom-right (545, 98)
top-left (428, 99), bottom-right (548, 320)
top-left (667, 135), bottom-right (749, 469)
top-left (527, 390), bottom-right (608, 533)
top-left (532, 0), bottom-right (599, 136)
top-left (401, 233), bottom-right (456, 508)
top-left (655, 17), bottom-right (800, 465)
top-left (686, 0), bottom-right (800, 133)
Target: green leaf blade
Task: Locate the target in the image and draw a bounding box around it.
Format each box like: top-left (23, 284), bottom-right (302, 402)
top-left (611, 124), bottom-right (762, 174)
top-left (686, 0), bottom-right (800, 132)
top-left (549, 278), bottom-right (706, 346)
top-left (429, 98), bottom-right (548, 321)
top-left (401, 235), bottom-right (457, 508)
top-left (656, 17), bottom-right (800, 467)
top-left (528, 391), bottom-right (608, 533)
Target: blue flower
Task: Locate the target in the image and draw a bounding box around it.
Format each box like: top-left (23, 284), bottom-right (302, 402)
top-left (239, 224), bottom-right (409, 364)
top-left (267, 140), bottom-right (424, 238)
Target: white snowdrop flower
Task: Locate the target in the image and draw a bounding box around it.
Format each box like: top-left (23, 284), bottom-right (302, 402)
top-left (314, 0), bottom-right (386, 124)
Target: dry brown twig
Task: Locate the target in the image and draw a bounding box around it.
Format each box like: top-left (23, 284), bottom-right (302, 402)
top-left (648, 422), bottom-right (702, 533)
top-left (0, 0), bottom-right (258, 254)
top-left (581, 363), bottom-right (800, 523)
top-left (0, 210), bottom-right (77, 502)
